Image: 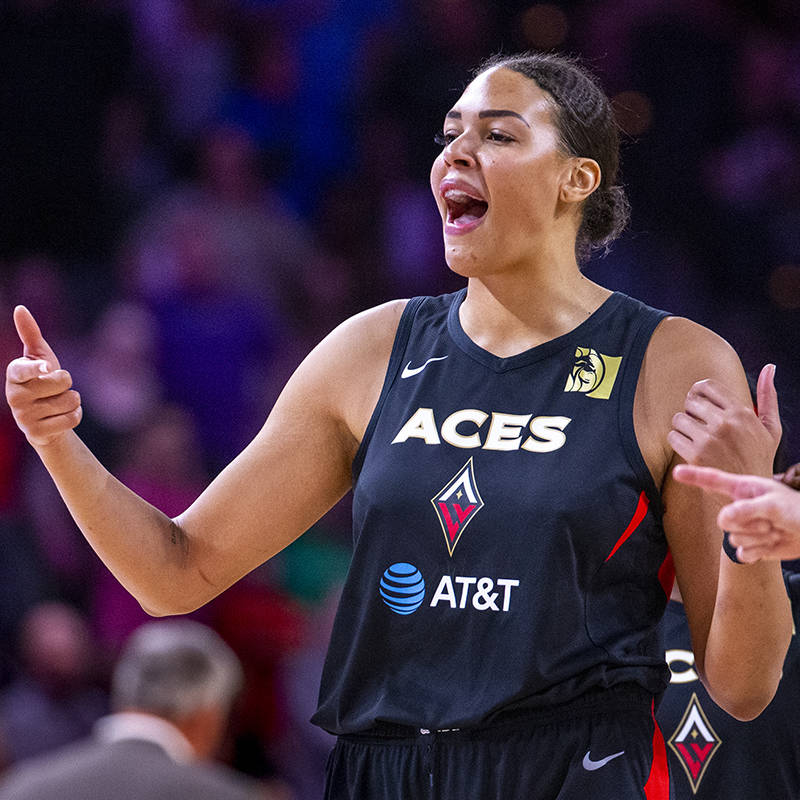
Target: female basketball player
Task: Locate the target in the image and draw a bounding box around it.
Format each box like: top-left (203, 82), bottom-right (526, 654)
top-left (6, 53), bottom-right (791, 798)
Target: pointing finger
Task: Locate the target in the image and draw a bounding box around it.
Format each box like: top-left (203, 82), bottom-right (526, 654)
top-left (672, 465), bottom-right (745, 498)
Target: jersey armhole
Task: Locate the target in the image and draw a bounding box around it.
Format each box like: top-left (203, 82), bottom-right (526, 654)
top-left (351, 296), bottom-right (427, 484)
top-left (618, 309), bottom-right (670, 520)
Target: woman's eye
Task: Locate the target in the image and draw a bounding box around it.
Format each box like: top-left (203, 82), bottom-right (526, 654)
top-left (434, 130), bottom-right (514, 147)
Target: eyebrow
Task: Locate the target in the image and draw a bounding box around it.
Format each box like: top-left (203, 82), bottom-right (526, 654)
top-left (445, 109), bottom-right (530, 127)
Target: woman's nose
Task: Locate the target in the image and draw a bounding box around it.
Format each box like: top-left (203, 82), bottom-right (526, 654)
top-left (444, 134), bottom-right (477, 168)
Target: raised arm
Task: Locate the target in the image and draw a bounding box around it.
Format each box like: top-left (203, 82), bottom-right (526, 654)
top-left (636, 319), bottom-right (791, 721)
top-left (6, 302), bottom-right (405, 616)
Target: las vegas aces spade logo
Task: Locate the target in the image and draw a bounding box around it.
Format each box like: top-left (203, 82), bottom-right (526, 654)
top-left (667, 693), bottom-right (722, 793)
top-left (431, 457), bottom-right (484, 556)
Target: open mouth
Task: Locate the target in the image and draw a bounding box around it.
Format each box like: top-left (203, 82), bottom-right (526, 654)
top-left (443, 189), bottom-right (489, 229)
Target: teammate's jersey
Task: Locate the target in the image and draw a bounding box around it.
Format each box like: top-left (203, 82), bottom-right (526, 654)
top-left (312, 289), bottom-right (674, 735)
top-left (656, 574), bottom-right (800, 799)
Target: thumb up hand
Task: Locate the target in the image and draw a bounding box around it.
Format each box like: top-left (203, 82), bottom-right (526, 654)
top-left (5, 306), bottom-right (82, 447)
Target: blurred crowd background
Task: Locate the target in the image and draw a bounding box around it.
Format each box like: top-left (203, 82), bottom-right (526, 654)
top-left (0, 0), bottom-right (798, 797)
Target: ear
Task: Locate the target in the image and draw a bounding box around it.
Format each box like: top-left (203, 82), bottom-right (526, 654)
top-left (559, 158), bottom-right (601, 204)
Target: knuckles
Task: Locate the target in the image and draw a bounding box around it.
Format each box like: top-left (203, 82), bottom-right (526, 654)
top-left (5, 360), bottom-right (81, 442)
top-left (41, 369), bottom-right (73, 391)
top-left (6, 368), bottom-right (73, 404)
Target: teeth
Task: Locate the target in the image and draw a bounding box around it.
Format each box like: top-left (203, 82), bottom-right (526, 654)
top-left (444, 189), bottom-right (481, 203)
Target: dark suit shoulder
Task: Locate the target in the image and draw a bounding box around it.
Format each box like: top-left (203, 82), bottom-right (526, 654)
top-left (0, 739), bottom-right (260, 800)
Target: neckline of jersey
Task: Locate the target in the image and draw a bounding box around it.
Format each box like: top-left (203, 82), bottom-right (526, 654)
top-left (446, 288), bottom-right (626, 373)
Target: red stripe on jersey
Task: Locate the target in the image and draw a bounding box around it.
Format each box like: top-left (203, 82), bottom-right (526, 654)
top-left (657, 550), bottom-right (675, 597)
top-left (644, 698), bottom-right (670, 799)
top-left (605, 490), bottom-right (649, 562)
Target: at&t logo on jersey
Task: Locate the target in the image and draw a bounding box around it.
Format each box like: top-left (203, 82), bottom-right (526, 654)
top-left (378, 563), bottom-right (519, 615)
top-left (429, 575), bottom-right (519, 611)
top-left (379, 563), bottom-right (426, 615)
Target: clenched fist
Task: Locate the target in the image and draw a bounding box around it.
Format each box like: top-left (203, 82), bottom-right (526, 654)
top-left (6, 306), bottom-right (82, 447)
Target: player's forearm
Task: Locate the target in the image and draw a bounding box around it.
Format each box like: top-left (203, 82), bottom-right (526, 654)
top-left (702, 557), bottom-right (791, 721)
top-left (33, 430), bottom-right (203, 615)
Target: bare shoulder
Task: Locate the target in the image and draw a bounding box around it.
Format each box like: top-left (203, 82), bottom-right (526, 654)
top-left (645, 316), bottom-right (748, 398)
top-left (306, 298), bottom-right (408, 389)
top-left (323, 299), bottom-right (409, 363)
top-left (635, 315), bottom-right (749, 483)
top-left (282, 299), bottom-right (410, 443)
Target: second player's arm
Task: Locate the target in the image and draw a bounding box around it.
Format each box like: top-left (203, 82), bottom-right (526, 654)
top-left (637, 318), bottom-right (792, 721)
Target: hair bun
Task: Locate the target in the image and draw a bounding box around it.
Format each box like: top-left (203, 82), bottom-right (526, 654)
top-left (578, 183), bottom-right (630, 261)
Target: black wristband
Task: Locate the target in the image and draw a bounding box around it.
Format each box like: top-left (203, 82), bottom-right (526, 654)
top-left (722, 530), bottom-right (742, 564)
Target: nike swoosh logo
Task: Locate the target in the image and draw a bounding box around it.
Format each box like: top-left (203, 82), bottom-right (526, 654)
top-left (582, 750), bottom-right (625, 771)
top-left (401, 356), bottom-right (448, 378)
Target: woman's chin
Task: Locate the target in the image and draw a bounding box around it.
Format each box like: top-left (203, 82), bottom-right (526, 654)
top-left (444, 243), bottom-right (489, 278)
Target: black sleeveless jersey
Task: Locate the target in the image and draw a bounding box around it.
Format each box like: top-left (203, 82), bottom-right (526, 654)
top-left (656, 575), bottom-right (800, 799)
top-left (312, 289), bottom-right (674, 735)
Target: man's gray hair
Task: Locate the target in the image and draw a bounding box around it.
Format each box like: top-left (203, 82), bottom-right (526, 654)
top-left (112, 620), bottom-right (243, 720)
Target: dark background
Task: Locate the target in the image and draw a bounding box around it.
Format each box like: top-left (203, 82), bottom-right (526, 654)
top-left (0, 0), bottom-right (798, 797)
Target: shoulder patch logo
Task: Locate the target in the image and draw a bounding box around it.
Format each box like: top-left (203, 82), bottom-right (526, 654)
top-left (564, 347), bottom-right (622, 400)
top-left (667, 692), bottom-right (722, 794)
top-left (431, 458), bottom-right (484, 556)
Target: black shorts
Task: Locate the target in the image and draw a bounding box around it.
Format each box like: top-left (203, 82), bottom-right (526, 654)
top-left (324, 684), bottom-right (670, 800)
